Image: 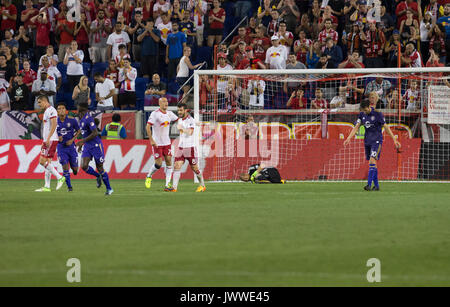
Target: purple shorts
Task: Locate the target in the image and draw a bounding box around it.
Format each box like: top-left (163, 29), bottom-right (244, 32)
top-left (81, 142), bottom-right (105, 164)
top-left (57, 145), bottom-right (79, 168)
top-left (365, 142), bottom-right (382, 161)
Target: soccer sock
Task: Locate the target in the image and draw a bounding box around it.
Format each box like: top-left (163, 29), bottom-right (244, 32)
top-left (63, 170), bottom-right (72, 188)
top-left (368, 164), bottom-right (376, 187)
top-left (147, 164), bottom-right (161, 178)
top-left (100, 171), bottom-right (112, 190)
top-left (44, 169), bottom-right (51, 189)
top-left (165, 166), bottom-right (173, 187)
top-left (194, 169), bottom-right (205, 186)
top-left (45, 162), bottom-right (62, 180)
top-left (84, 166), bottom-right (100, 178)
top-left (373, 168), bottom-right (379, 188)
top-left (172, 169), bottom-right (181, 190)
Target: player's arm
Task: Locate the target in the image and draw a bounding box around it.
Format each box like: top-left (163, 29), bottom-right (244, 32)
top-left (344, 122), bottom-right (361, 146)
top-left (146, 123), bottom-right (157, 147)
top-left (46, 117), bottom-right (57, 146)
top-left (77, 126), bottom-right (98, 148)
top-left (66, 129), bottom-right (81, 146)
top-left (383, 124), bottom-right (401, 149)
top-left (250, 163), bottom-right (265, 183)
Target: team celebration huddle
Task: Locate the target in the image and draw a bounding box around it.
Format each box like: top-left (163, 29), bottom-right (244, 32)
top-left (35, 96), bottom-right (205, 195)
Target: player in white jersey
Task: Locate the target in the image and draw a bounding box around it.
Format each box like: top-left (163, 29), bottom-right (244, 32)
top-left (145, 97), bottom-right (179, 191)
top-left (171, 103), bottom-right (206, 192)
top-left (35, 95), bottom-right (65, 192)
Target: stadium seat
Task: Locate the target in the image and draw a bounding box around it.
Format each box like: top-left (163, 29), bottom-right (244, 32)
top-left (168, 81), bottom-right (180, 95)
top-left (82, 63), bottom-right (91, 76)
top-left (131, 62), bottom-right (141, 76)
top-left (63, 92), bottom-right (75, 110)
top-left (195, 47), bottom-right (213, 68)
top-left (91, 62), bottom-right (108, 76)
top-left (135, 78), bottom-right (149, 110)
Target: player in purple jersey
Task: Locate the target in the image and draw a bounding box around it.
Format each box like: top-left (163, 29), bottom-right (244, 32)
top-left (76, 102), bottom-right (114, 195)
top-left (56, 103), bottom-right (81, 192)
top-left (344, 100), bottom-right (401, 191)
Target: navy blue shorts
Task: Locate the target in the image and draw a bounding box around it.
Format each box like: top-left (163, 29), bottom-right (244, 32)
top-left (57, 145), bottom-right (79, 168)
top-left (365, 142), bottom-right (382, 161)
top-left (81, 142), bottom-right (105, 164)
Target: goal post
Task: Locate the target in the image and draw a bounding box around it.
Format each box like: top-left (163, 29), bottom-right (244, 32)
top-left (193, 67), bottom-right (450, 182)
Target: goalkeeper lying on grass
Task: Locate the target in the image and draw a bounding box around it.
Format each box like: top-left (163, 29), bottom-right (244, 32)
top-left (240, 163), bottom-right (285, 184)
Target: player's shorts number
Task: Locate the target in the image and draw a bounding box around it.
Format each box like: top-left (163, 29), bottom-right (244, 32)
top-left (371, 151), bottom-right (378, 158)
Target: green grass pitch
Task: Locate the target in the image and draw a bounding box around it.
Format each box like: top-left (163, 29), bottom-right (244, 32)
top-left (0, 179), bottom-right (449, 287)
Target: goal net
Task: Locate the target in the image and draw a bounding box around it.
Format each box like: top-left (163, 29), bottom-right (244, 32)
top-left (193, 68), bottom-right (450, 182)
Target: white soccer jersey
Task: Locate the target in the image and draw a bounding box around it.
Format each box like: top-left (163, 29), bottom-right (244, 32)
top-left (107, 31), bottom-right (131, 59)
top-left (265, 45), bottom-right (288, 69)
top-left (147, 109), bottom-right (179, 146)
top-left (43, 106), bottom-right (59, 141)
top-left (178, 115), bottom-right (195, 148)
top-left (217, 63), bottom-right (233, 93)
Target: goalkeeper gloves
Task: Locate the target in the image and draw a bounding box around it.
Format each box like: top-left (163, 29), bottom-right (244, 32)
top-left (250, 170), bottom-right (259, 183)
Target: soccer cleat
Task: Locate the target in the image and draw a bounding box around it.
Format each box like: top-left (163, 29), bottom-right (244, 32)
top-left (145, 177), bottom-right (152, 189)
top-left (169, 189), bottom-right (178, 192)
top-left (281, 179), bottom-right (285, 184)
top-left (68, 187), bottom-right (73, 192)
top-left (96, 176), bottom-right (102, 188)
top-left (364, 185), bottom-right (372, 191)
top-left (372, 186), bottom-right (380, 191)
top-left (35, 187), bottom-right (51, 192)
top-left (164, 186), bottom-right (174, 192)
top-left (196, 186), bottom-right (206, 192)
top-left (56, 177), bottom-right (66, 190)
top-left (105, 189), bottom-right (114, 196)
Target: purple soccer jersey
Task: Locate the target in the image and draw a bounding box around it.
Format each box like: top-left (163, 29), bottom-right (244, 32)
top-left (57, 116), bottom-right (80, 167)
top-left (80, 113), bottom-right (105, 164)
top-left (357, 107), bottom-right (386, 161)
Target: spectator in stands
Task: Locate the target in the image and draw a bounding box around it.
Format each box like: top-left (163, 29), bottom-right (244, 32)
top-left (401, 43), bottom-right (422, 67)
top-left (238, 46), bottom-right (266, 70)
top-left (240, 115), bottom-right (258, 139)
top-left (234, 0), bottom-right (252, 21)
top-left (39, 45), bottom-right (58, 67)
top-left (267, 8), bottom-right (281, 37)
top-left (280, 0), bottom-right (300, 33)
top-left (379, 5), bottom-right (395, 39)
top-left (330, 87), bottom-right (347, 109)
top-left (199, 74), bottom-right (214, 111)
top-left (72, 76), bottom-right (91, 107)
top-left (246, 16), bottom-right (258, 39)
top-left (399, 9), bottom-right (419, 47)
top-left (90, 9), bottom-right (112, 64)
top-left (233, 41), bottom-right (248, 68)
top-left (55, 7), bottom-right (75, 62)
top-left (276, 21), bottom-right (294, 51)
top-left (230, 26), bottom-right (252, 52)
top-left (118, 58), bottom-right (137, 109)
top-left (207, 0), bottom-right (226, 47)
top-left (38, 56), bottom-right (62, 92)
top-left (107, 21), bottom-right (131, 61)
top-left (217, 52), bottom-right (233, 109)
top-left (425, 0), bottom-right (444, 24)
top-left (177, 46), bottom-right (203, 94)
top-left (319, 6), bottom-right (338, 32)
top-left (64, 40), bottom-right (85, 94)
top-left (257, 0), bottom-right (275, 27)
top-left (102, 113), bottom-right (127, 139)
top-left (339, 74), bottom-right (365, 106)
top-left (15, 26), bottom-right (31, 63)
top-left (94, 72), bottom-right (116, 111)
top-left (322, 37), bottom-right (343, 68)
top-left (40, 0), bottom-right (59, 46)
top-left (74, 13), bottom-right (90, 60)
top-left (2, 29), bottom-right (18, 53)
top-left (429, 24), bottom-right (447, 64)
top-left (0, 76), bottom-right (10, 111)
top-left (284, 53), bottom-right (305, 94)
top-left (0, 0), bottom-right (17, 35)
top-left (293, 30), bottom-right (312, 66)
top-left (145, 73), bottom-right (167, 103)
top-left (338, 51), bottom-right (364, 68)
top-left (426, 48), bottom-right (444, 67)
top-left (365, 77), bottom-right (392, 108)
top-left (170, 0), bottom-right (183, 23)
top-left (403, 79), bottom-right (420, 111)
top-left (368, 91), bottom-right (383, 109)
top-left (21, 0), bottom-right (39, 35)
top-left (31, 11), bottom-right (50, 62)
top-left (346, 22), bottom-right (363, 57)
top-left (166, 21), bottom-right (186, 80)
top-left (437, 3), bottom-right (450, 63)
top-left (3, 45), bottom-right (18, 74)
top-left (115, 44), bottom-right (131, 68)
top-left (307, 40), bottom-right (322, 68)
top-left (387, 89), bottom-right (401, 109)
top-left (187, 0), bottom-right (208, 47)
top-left (385, 29), bottom-right (402, 67)
top-left (287, 87), bottom-right (307, 109)
top-left (311, 88), bottom-right (329, 109)
top-left (157, 12), bottom-right (172, 46)
top-left (138, 19), bottom-right (161, 79)
top-left (362, 21), bottom-right (386, 68)
top-left (265, 35), bottom-right (288, 69)
top-left (0, 54), bottom-right (14, 84)
top-left (128, 11), bottom-right (146, 62)
top-left (420, 12), bottom-right (434, 63)
top-left (9, 72), bottom-right (30, 111)
top-left (18, 60), bottom-right (36, 90)
top-left (154, 0), bottom-right (171, 25)
top-left (179, 9), bottom-right (196, 47)
top-left (251, 24), bottom-right (271, 62)
top-left (247, 77), bottom-right (265, 110)
top-left (31, 69), bottom-right (56, 109)
top-left (104, 59), bottom-right (120, 107)
top-left (318, 18), bottom-right (339, 47)
top-left (396, 0), bottom-right (419, 28)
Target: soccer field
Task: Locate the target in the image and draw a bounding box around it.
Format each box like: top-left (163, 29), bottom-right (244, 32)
top-left (0, 179), bottom-right (449, 287)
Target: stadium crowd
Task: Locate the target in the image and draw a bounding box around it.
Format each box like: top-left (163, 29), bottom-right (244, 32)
top-left (0, 0), bottom-right (449, 112)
